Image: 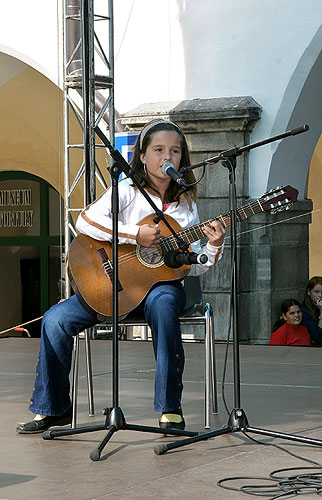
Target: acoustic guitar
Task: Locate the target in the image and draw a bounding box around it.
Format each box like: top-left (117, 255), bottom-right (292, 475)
top-left (68, 185), bottom-right (298, 317)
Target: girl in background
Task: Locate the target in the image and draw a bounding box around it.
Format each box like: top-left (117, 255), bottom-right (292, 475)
top-left (270, 298), bottom-right (310, 345)
top-left (301, 276), bottom-right (322, 344)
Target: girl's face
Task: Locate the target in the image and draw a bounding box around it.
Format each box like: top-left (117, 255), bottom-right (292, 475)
top-left (282, 305), bottom-right (302, 327)
top-left (140, 130), bottom-right (182, 187)
top-left (308, 284), bottom-right (322, 306)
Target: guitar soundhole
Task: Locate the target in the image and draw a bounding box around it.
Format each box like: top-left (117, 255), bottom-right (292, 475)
top-left (136, 244), bottom-right (164, 268)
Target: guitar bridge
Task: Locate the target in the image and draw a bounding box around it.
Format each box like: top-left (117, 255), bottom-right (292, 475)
top-left (96, 248), bottom-right (123, 292)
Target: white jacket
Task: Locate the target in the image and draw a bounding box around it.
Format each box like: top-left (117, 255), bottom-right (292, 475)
top-left (76, 177), bottom-right (223, 277)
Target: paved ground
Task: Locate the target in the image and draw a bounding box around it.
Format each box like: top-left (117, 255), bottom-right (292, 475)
top-left (1, 337), bottom-right (322, 499)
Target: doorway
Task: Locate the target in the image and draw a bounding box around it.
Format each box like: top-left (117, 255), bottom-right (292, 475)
top-left (0, 171), bottom-right (63, 337)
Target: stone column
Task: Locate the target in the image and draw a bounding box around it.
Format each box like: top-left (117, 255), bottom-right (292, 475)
top-left (238, 199), bottom-right (312, 343)
top-left (120, 97), bottom-right (311, 342)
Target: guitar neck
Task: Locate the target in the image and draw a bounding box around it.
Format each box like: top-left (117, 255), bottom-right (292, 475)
top-left (165, 198), bottom-right (264, 247)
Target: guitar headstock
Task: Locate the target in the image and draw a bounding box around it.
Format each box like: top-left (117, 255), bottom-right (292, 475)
top-left (259, 185), bottom-right (299, 214)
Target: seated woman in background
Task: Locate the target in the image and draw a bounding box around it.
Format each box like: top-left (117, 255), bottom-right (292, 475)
top-left (270, 299), bottom-right (310, 346)
top-left (301, 276), bottom-right (322, 345)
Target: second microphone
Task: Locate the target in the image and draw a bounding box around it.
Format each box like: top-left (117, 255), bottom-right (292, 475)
top-left (164, 249), bottom-right (208, 269)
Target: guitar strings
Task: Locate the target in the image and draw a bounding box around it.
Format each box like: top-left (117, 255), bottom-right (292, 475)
top-left (228, 207), bottom-right (322, 240)
top-left (114, 224), bottom-right (233, 267)
top-left (113, 206), bottom-right (321, 267)
top-left (114, 219), bottom-right (217, 266)
top-left (104, 188), bottom-right (294, 266)
top-left (116, 196), bottom-right (264, 264)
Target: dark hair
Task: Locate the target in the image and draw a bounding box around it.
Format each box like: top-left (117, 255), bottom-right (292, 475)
top-left (272, 298), bottom-right (301, 332)
top-left (302, 276), bottom-right (322, 319)
top-left (129, 120), bottom-right (197, 205)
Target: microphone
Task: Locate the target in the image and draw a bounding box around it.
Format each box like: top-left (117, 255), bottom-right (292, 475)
top-left (164, 249), bottom-right (208, 268)
top-left (161, 162), bottom-right (187, 187)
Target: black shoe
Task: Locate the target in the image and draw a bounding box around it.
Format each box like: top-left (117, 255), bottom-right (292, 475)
top-left (16, 408), bottom-right (72, 434)
top-left (159, 410), bottom-right (185, 431)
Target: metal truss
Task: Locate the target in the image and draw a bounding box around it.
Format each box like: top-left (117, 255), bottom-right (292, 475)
top-left (63, 0), bottom-right (115, 293)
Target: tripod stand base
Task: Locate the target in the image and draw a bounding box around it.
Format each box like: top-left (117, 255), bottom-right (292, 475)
top-left (154, 408), bottom-right (322, 455)
top-left (43, 406), bottom-right (198, 461)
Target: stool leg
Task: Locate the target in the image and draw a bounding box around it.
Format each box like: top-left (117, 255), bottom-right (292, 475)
top-left (204, 303), bottom-right (218, 428)
top-left (71, 335), bottom-right (79, 428)
top-left (141, 325), bottom-right (149, 340)
top-left (209, 305), bottom-right (218, 415)
top-left (85, 328), bottom-right (95, 416)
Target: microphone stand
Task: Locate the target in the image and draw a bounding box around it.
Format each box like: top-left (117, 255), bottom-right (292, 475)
top-left (154, 124), bottom-right (322, 456)
top-left (43, 127), bottom-right (198, 460)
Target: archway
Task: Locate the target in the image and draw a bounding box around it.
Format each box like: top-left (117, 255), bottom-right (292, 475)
top-left (268, 26), bottom-right (322, 198)
top-left (0, 171), bottom-right (63, 336)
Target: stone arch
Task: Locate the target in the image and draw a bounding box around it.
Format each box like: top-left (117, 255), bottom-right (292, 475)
top-left (267, 26), bottom-right (322, 199)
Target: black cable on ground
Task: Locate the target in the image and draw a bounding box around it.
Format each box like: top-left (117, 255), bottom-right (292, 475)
top-left (218, 470), bottom-right (322, 498)
top-left (217, 430), bottom-right (322, 498)
top-left (216, 201), bottom-right (322, 497)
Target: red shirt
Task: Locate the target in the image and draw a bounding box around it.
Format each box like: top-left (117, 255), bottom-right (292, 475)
top-left (269, 322), bottom-right (311, 346)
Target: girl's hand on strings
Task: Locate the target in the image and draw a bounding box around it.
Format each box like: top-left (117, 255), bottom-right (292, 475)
top-left (136, 224), bottom-right (161, 248)
top-left (202, 221), bottom-right (225, 247)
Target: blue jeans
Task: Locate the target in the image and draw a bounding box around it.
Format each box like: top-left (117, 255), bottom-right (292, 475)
top-left (29, 282), bottom-right (186, 416)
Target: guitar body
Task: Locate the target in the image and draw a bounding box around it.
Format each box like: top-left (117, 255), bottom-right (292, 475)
top-left (68, 213), bottom-right (191, 317)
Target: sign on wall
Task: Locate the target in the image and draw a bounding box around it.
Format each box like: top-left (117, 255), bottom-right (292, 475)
top-left (0, 180), bottom-right (40, 236)
top-left (115, 131), bottom-right (139, 170)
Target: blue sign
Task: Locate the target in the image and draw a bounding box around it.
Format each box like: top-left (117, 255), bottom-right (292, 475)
top-left (115, 131), bottom-right (139, 165)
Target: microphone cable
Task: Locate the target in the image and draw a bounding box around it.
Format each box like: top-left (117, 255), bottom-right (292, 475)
top-left (218, 432), bottom-right (322, 499)
top-left (181, 164), bottom-right (206, 187)
top-left (218, 311), bottom-right (322, 498)
top-left (170, 164), bottom-right (207, 188)
top-left (216, 214), bottom-right (322, 498)
top-left (218, 274), bottom-right (322, 498)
